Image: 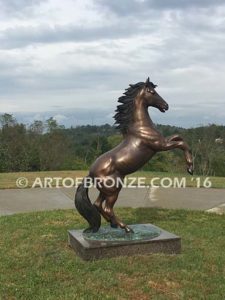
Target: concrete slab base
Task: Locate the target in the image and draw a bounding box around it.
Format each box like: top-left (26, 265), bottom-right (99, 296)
top-left (68, 224), bottom-right (181, 261)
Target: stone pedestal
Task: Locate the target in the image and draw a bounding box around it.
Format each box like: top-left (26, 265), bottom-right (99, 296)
top-left (68, 224), bottom-right (181, 261)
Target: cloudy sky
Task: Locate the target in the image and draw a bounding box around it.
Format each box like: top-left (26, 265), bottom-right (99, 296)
top-left (0, 0), bottom-right (225, 127)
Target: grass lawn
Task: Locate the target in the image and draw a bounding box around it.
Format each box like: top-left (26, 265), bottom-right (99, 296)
top-left (0, 208), bottom-right (225, 299)
top-left (0, 170), bottom-right (225, 189)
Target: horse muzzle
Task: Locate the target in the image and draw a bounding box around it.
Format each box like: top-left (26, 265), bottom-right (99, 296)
top-left (159, 103), bottom-right (169, 113)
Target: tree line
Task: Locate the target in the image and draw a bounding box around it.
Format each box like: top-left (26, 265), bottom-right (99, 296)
top-left (0, 113), bottom-right (225, 176)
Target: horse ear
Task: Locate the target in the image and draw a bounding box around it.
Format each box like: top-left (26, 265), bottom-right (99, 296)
top-left (145, 77), bottom-right (150, 86)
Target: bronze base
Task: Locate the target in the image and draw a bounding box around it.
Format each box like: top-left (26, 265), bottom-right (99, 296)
top-left (68, 224), bottom-right (181, 261)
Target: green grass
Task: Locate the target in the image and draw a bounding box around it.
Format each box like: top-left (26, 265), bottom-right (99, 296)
top-left (0, 170), bottom-right (87, 189)
top-left (0, 208), bottom-right (225, 299)
top-left (0, 170), bottom-right (225, 189)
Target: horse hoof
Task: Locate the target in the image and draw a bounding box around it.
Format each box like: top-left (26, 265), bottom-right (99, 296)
top-left (187, 166), bottom-right (194, 175)
top-left (125, 227), bottom-right (134, 234)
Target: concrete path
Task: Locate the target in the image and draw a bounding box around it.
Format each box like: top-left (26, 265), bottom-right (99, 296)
top-left (0, 188), bottom-right (73, 215)
top-left (0, 186), bottom-right (224, 216)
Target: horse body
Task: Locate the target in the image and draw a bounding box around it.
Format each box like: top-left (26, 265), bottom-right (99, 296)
top-left (89, 135), bottom-right (156, 178)
top-left (75, 78), bottom-right (193, 233)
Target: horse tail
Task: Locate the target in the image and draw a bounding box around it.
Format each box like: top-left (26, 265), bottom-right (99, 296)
top-left (75, 180), bottom-right (101, 232)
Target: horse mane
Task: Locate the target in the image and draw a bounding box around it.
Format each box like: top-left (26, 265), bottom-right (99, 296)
top-left (113, 80), bottom-right (156, 135)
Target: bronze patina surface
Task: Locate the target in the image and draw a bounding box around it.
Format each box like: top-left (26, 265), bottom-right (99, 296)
top-left (75, 78), bottom-right (193, 233)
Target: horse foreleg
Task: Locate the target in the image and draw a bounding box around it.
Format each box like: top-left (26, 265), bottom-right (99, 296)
top-left (167, 134), bottom-right (184, 142)
top-left (160, 140), bottom-right (193, 175)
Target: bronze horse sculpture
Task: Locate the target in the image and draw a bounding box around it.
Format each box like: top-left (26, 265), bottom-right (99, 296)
top-left (75, 78), bottom-right (193, 233)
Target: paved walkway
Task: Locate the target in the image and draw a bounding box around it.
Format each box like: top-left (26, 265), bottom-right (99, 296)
top-left (0, 187), bottom-right (224, 216)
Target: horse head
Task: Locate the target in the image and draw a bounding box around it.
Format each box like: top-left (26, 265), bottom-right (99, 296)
top-left (139, 77), bottom-right (169, 113)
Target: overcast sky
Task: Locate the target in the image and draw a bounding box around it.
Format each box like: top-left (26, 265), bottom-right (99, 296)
top-left (0, 0), bottom-right (225, 127)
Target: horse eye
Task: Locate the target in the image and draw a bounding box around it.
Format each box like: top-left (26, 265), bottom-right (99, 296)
top-left (150, 90), bottom-right (155, 95)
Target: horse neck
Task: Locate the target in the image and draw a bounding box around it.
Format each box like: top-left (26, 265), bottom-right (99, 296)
top-left (132, 97), bottom-right (153, 128)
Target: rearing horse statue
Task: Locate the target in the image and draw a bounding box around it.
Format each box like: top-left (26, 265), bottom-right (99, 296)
top-left (75, 78), bottom-right (193, 233)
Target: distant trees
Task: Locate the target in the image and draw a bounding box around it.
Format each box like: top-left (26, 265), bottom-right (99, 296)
top-left (0, 113), bottom-right (16, 127)
top-left (0, 118), bottom-right (29, 171)
top-left (184, 125), bottom-right (225, 176)
top-left (0, 113), bottom-right (225, 176)
top-left (29, 120), bottom-right (44, 135)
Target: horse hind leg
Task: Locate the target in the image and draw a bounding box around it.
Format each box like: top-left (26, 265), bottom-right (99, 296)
top-left (94, 192), bottom-right (111, 222)
top-left (104, 194), bottom-right (134, 233)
